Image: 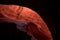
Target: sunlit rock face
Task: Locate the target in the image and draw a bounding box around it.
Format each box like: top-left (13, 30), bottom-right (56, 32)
top-left (0, 4), bottom-right (53, 40)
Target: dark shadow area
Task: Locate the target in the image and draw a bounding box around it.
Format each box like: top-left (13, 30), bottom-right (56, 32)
top-left (0, 0), bottom-right (59, 40)
top-left (0, 22), bottom-right (31, 40)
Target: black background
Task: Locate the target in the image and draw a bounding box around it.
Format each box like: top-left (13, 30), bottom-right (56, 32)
top-left (0, 0), bottom-right (59, 40)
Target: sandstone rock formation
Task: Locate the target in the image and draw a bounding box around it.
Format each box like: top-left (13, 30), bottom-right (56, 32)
top-left (0, 4), bottom-right (53, 40)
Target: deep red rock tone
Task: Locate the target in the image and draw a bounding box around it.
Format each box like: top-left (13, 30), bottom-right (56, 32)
top-left (0, 4), bottom-right (53, 40)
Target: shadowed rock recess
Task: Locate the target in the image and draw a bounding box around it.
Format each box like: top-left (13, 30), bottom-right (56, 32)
top-left (0, 22), bottom-right (32, 40)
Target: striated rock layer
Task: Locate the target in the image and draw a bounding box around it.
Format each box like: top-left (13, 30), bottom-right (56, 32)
top-left (0, 4), bottom-right (53, 40)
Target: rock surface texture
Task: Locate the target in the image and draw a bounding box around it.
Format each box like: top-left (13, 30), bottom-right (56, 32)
top-left (0, 4), bottom-right (53, 40)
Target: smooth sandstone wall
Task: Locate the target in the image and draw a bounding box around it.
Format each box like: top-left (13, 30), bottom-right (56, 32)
top-left (0, 4), bottom-right (53, 40)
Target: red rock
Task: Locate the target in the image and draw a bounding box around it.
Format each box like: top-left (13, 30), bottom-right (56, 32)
top-left (0, 4), bottom-right (53, 40)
